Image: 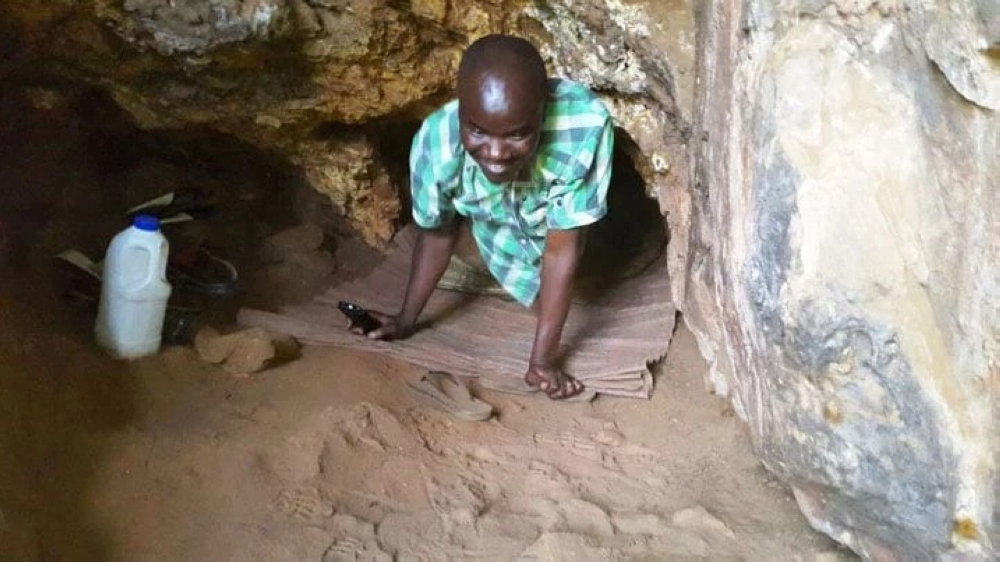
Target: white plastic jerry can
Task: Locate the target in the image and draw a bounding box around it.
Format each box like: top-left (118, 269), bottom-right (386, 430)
top-left (95, 214), bottom-right (173, 359)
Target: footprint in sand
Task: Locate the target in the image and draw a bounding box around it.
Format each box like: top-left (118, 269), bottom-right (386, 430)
top-left (322, 537), bottom-right (391, 562)
top-left (263, 402), bottom-right (413, 484)
top-left (520, 532), bottom-right (612, 561)
top-left (670, 505), bottom-right (737, 541)
top-left (532, 431), bottom-right (600, 454)
top-left (522, 460), bottom-right (574, 498)
top-left (264, 432), bottom-right (326, 483)
top-left (323, 513), bottom-right (391, 562)
top-left (558, 498), bottom-right (615, 537)
top-left (326, 402), bottom-right (416, 453)
top-left (425, 473), bottom-right (490, 528)
top-left (611, 512), bottom-right (673, 535)
top-left (274, 486), bottom-right (334, 523)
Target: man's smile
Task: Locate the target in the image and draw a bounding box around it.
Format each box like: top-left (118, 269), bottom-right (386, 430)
top-left (480, 159), bottom-right (516, 179)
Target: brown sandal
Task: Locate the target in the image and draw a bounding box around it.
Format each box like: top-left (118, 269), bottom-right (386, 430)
top-left (407, 371), bottom-right (494, 421)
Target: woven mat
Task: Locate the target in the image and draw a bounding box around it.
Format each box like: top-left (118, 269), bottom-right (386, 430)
top-left (237, 226), bottom-right (676, 398)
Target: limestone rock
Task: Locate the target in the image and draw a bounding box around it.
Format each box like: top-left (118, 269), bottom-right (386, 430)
top-left (688, 1), bottom-right (998, 559)
top-left (926, 0), bottom-right (1000, 110)
top-left (289, 135), bottom-right (400, 248)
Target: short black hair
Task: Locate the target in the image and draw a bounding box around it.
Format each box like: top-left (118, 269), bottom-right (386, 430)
top-left (457, 34), bottom-right (547, 93)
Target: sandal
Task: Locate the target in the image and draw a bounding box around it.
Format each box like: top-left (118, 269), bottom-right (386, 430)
top-left (406, 371), bottom-right (494, 421)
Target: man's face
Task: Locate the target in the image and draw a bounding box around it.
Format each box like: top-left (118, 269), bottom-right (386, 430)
top-left (458, 73), bottom-right (544, 184)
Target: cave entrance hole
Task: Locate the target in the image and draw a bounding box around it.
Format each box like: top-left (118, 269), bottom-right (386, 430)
top-left (1, 84), bottom-right (669, 325)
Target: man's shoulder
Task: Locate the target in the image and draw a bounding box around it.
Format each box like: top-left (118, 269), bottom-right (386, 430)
top-left (535, 79), bottom-right (612, 183)
top-left (545, 78), bottom-right (611, 123)
top-left (421, 99), bottom-right (459, 129)
top-left (547, 78), bottom-right (600, 103)
top-left (413, 99), bottom-right (462, 161)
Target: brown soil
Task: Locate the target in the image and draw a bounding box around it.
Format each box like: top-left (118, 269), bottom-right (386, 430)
top-left (0, 87), bottom-right (853, 560)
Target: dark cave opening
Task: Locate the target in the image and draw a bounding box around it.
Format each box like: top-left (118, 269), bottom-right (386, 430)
top-left (0, 85), bottom-right (333, 325)
top-left (0, 83), bottom-right (668, 326)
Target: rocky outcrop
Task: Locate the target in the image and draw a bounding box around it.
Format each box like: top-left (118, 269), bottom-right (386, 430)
top-left (0, 0), bottom-right (689, 253)
top-left (0, 0), bottom-right (489, 246)
top-left (688, 1), bottom-right (998, 559)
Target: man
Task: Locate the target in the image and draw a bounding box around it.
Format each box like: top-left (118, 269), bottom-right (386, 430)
top-left (357, 34), bottom-right (613, 401)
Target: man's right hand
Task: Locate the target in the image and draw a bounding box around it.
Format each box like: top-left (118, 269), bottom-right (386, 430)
top-left (347, 225), bottom-right (457, 342)
top-left (348, 311), bottom-right (414, 341)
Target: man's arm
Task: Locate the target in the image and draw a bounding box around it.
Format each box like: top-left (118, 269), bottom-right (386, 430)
top-left (364, 223), bottom-right (457, 340)
top-left (525, 227), bottom-right (586, 396)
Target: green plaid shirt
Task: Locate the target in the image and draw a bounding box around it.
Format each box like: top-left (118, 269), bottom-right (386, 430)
top-left (410, 78), bottom-right (614, 306)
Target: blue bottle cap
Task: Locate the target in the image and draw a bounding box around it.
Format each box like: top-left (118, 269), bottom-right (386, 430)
top-left (133, 214), bottom-right (160, 232)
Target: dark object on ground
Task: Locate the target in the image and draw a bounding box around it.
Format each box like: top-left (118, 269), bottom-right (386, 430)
top-left (168, 244), bottom-right (240, 297)
top-left (337, 301), bottom-right (382, 334)
top-left (162, 306), bottom-right (201, 347)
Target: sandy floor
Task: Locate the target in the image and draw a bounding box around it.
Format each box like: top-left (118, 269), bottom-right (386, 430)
top-left (0, 277), bottom-right (845, 560)
top-left (0, 88), bottom-right (852, 560)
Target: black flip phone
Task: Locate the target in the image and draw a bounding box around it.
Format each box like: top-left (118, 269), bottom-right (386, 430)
top-left (337, 301), bottom-right (381, 334)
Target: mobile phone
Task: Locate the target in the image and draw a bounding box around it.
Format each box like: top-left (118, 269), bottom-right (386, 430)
top-left (337, 301), bottom-right (382, 334)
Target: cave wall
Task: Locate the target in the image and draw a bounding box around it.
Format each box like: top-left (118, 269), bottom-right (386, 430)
top-left (1, 0), bottom-right (471, 247)
top-left (2, 0), bottom-right (997, 559)
top-left (0, 0), bottom-right (691, 269)
top-left (689, 1), bottom-right (998, 559)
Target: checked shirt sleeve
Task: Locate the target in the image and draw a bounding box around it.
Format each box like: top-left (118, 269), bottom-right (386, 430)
top-left (409, 104), bottom-right (463, 229)
top-left (546, 115), bottom-right (614, 231)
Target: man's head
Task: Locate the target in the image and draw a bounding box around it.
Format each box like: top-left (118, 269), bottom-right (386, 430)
top-left (457, 35), bottom-right (547, 184)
